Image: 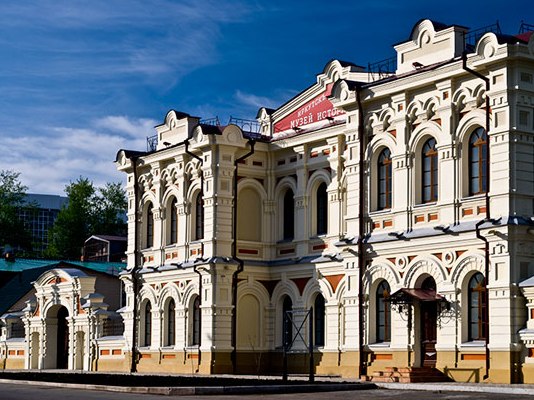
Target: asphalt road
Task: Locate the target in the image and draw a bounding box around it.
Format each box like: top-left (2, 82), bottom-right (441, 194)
top-left (0, 383), bottom-right (533, 400)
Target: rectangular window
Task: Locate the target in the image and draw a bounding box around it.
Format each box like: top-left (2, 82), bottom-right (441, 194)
top-left (519, 110), bottom-right (530, 127)
top-left (521, 72), bottom-right (533, 84)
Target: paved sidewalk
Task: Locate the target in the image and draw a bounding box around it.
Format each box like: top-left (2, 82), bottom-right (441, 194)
top-left (372, 381), bottom-right (534, 396)
top-left (0, 377), bottom-right (373, 396)
top-left (2, 372), bottom-right (534, 396)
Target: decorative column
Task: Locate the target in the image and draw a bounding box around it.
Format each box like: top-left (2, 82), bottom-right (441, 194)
top-left (326, 135), bottom-right (345, 239)
top-left (293, 145), bottom-right (309, 256)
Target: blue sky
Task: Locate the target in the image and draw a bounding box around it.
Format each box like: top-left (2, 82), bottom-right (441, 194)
top-left (0, 1), bottom-right (532, 194)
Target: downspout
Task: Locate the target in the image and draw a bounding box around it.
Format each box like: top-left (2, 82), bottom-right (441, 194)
top-left (193, 264), bottom-right (202, 366)
top-left (462, 51), bottom-right (491, 380)
top-left (130, 155), bottom-right (140, 373)
top-left (356, 84), bottom-right (368, 377)
top-left (231, 139), bottom-right (256, 374)
top-left (184, 139), bottom-right (204, 366)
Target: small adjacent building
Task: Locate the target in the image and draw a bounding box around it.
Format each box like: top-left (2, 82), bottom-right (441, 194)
top-left (0, 257), bottom-right (125, 371)
top-left (83, 235), bottom-right (127, 262)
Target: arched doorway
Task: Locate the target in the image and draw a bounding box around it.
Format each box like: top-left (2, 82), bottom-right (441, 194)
top-left (56, 306), bottom-right (69, 369)
top-left (44, 305), bottom-right (70, 369)
top-left (419, 276), bottom-right (437, 368)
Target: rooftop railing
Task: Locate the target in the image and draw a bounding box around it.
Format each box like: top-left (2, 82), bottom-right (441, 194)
top-left (519, 22), bottom-right (534, 34)
top-left (200, 116), bottom-right (221, 126)
top-left (464, 22), bottom-right (501, 50)
top-left (367, 56), bottom-right (396, 82)
top-left (228, 116), bottom-right (261, 133)
top-left (146, 134), bottom-right (158, 152)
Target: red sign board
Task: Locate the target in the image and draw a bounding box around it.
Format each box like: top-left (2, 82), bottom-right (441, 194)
top-left (274, 83), bottom-right (344, 134)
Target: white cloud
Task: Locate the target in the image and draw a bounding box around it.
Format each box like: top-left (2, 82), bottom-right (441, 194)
top-left (0, 1), bottom-right (256, 83)
top-left (95, 116), bottom-right (157, 138)
top-left (234, 90), bottom-right (280, 110)
top-left (0, 116), bottom-right (153, 194)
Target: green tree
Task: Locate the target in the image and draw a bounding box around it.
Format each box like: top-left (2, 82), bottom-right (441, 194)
top-left (0, 170), bottom-right (32, 252)
top-left (94, 182), bottom-right (128, 237)
top-left (46, 177), bottom-right (127, 259)
top-left (46, 177), bottom-right (95, 259)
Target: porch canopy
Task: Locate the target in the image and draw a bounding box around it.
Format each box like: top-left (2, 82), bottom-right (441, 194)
top-left (387, 288), bottom-right (448, 306)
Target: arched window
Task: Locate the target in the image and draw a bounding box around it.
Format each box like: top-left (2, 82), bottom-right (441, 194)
top-left (170, 198), bottom-right (178, 244)
top-left (144, 302), bottom-right (152, 347)
top-left (378, 148), bottom-right (392, 210)
top-left (376, 281), bottom-right (391, 343)
top-left (316, 182), bottom-right (328, 235)
top-left (422, 138), bottom-right (438, 203)
top-left (468, 127), bottom-right (488, 196)
top-left (314, 294), bottom-right (325, 347)
top-left (167, 299), bottom-right (175, 346)
top-left (191, 296), bottom-right (200, 346)
top-left (282, 296), bottom-right (293, 349)
top-left (194, 192), bottom-right (204, 241)
top-left (283, 189), bottom-right (294, 240)
top-left (146, 204), bottom-right (154, 248)
top-left (468, 272), bottom-right (487, 341)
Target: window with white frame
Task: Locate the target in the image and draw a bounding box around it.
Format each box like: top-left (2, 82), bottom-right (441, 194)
top-left (421, 138), bottom-right (438, 203)
top-left (377, 148), bottom-right (392, 210)
top-left (468, 127), bottom-right (488, 196)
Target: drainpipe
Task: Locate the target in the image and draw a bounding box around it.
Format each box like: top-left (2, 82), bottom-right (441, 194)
top-left (462, 51), bottom-right (491, 380)
top-left (356, 84), bottom-right (368, 377)
top-left (184, 139), bottom-right (204, 365)
top-left (193, 264), bottom-right (202, 366)
top-left (130, 155), bottom-right (140, 373)
top-left (231, 139), bottom-right (256, 374)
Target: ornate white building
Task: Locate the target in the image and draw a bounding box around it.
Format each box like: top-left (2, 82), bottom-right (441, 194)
top-left (3, 19), bottom-right (534, 384)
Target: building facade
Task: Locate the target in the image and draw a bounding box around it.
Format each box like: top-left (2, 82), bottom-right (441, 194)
top-left (3, 19), bottom-right (534, 384)
top-left (0, 259), bottom-right (125, 371)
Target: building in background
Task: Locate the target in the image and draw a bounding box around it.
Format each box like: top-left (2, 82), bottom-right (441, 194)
top-left (16, 194), bottom-right (68, 254)
top-left (83, 235), bottom-right (127, 262)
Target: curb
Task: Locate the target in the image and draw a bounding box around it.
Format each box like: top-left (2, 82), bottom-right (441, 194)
top-left (0, 378), bottom-right (376, 396)
top-left (373, 382), bottom-right (534, 396)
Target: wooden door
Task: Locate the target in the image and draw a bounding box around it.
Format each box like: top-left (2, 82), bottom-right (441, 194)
top-left (420, 301), bottom-right (437, 368)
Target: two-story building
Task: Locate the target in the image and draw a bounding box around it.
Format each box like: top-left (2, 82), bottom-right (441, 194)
top-left (113, 19), bottom-right (534, 383)
top-left (3, 19), bottom-right (534, 384)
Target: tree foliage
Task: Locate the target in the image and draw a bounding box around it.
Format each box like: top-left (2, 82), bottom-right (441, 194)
top-left (0, 170), bottom-right (32, 252)
top-left (46, 177), bottom-right (127, 259)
